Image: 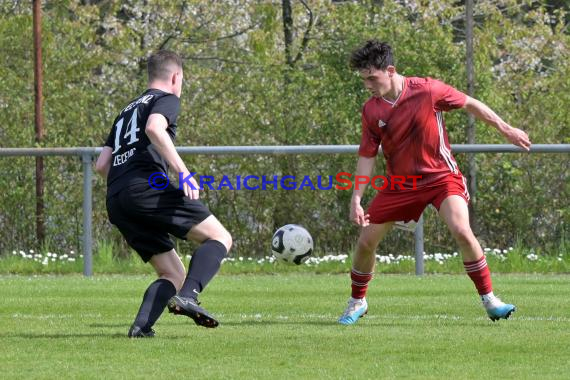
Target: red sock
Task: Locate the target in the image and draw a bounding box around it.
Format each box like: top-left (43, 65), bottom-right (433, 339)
top-left (464, 256), bottom-right (493, 295)
top-left (351, 268), bottom-right (373, 299)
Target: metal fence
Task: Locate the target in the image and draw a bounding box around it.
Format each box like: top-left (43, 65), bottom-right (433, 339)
top-left (1, 144), bottom-right (569, 276)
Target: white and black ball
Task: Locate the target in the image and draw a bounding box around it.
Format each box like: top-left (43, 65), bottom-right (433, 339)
top-left (271, 224), bottom-right (313, 265)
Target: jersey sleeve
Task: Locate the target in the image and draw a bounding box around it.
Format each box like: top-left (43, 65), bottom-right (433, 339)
top-left (103, 117), bottom-right (117, 148)
top-left (430, 78), bottom-right (467, 111)
top-left (104, 130), bottom-right (113, 148)
top-left (357, 112), bottom-right (381, 158)
top-left (149, 94), bottom-right (181, 125)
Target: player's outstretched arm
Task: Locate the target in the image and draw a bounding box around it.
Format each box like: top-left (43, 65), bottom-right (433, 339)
top-left (350, 156), bottom-right (376, 227)
top-left (463, 96), bottom-right (531, 151)
top-left (145, 113), bottom-right (199, 199)
top-left (95, 146), bottom-right (113, 178)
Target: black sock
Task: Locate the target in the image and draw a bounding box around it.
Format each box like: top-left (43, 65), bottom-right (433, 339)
top-left (133, 279), bottom-right (176, 332)
top-left (179, 240), bottom-right (227, 299)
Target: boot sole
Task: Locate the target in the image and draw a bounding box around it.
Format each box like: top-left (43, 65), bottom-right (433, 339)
top-left (167, 299), bottom-right (219, 328)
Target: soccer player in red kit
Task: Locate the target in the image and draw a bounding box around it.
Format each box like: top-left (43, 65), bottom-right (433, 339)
top-left (338, 40), bottom-right (531, 325)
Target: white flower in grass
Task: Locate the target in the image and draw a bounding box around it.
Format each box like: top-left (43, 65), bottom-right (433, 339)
top-left (484, 248), bottom-right (491, 252)
top-left (12, 250), bottom-right (16, 255)
top-left (306, 257), bottom-right (318, 265)
top-left (329, 255), bottom-right (348, 261)
top-left (68, 258), bottom-right (76, 262)
top-left (239, 257), bottom-right (243, 261)
top-left (526, 253), bottom-right (538, 261)
top-left (70, 250), bottom-right (75, 254)
top-left (30, 250), bottom-right (34, 254)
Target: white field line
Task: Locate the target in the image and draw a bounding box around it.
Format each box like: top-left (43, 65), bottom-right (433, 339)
top-left (224, 313), bottom-right (570, 323)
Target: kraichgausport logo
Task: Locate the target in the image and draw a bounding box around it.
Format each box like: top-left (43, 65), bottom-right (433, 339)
top-left (147, 172), bottom-right (422, 191)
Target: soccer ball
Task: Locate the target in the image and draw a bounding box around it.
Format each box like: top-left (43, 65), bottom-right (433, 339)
top-left (271, 224), bottom-right (314, 265)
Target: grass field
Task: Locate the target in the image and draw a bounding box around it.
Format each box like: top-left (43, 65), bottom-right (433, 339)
top-left (1, 273), bottom-right (569, 379)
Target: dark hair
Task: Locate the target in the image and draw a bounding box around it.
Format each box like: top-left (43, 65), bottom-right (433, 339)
top-left (147, 50), bottom-right (183, 82)
top-left (350, 40), bottom-right (394, 71)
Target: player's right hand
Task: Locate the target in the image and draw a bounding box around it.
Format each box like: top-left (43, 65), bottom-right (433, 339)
top-left (503, 126), bottom-right (531, 151)
top-left (350, 202), bottom-right (370, 227)
top-left (182, 174), bottom-right (200, 200)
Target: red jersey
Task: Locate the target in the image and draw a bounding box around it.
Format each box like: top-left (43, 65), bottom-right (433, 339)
top-left (358, 77), bottom-right (467, 189)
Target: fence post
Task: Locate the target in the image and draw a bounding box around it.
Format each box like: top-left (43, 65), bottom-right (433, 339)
top-left (82, 153), bottom-right (93, 277)
top-left (415, 214), bottom-right (424, 276)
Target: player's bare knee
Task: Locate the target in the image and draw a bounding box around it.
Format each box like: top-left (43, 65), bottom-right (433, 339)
top-left (173, 267), bottom-right (186, 290)
top-left (160, 272), bottom-right (184, 291)
top-left (173, 277), bottom-right (184, 291)
top-left (450, 226), bottom-right (475, 246)
top-left (356, 237), bottom-right (377, 256)
top-left (216, 230), bottom-right (232, 253)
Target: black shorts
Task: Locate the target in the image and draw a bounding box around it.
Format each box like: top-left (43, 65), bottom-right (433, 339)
top-left (106, 182), bottom-right (212, 262)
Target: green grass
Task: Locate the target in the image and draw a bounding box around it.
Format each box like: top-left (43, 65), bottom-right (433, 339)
top-left (1, 274), bottom-right (569, 379)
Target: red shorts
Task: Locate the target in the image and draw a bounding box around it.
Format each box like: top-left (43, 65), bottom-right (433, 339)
top-left (366, 173), bottom-right (470, 224)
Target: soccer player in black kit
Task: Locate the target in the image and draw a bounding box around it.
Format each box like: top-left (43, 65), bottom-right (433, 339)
top-left (95, 50), bottom-right (232, 337)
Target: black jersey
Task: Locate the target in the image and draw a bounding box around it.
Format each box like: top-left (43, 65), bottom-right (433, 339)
top-left (104, 88), bottom-right (180, 196)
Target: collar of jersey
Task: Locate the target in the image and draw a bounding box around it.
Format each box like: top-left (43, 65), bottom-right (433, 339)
top-left (381, 76), bottom-right (407, 108)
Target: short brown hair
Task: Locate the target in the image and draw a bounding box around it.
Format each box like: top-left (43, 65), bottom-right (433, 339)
top-left (147, 50), bottom-right (183, 82)
top-left (350, 40), bottom-right (394, 71)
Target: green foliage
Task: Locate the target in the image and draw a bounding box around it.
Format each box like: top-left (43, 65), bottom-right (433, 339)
top-left (0, 0), bottom-right (568, 258)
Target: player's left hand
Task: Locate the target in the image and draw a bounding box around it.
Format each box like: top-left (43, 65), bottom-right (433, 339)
top-left (350, 201), bottom-right (370, 227)
top-left (503, 126), bottom-right (531, 151)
